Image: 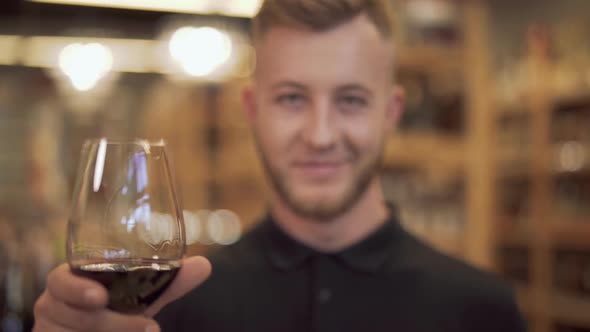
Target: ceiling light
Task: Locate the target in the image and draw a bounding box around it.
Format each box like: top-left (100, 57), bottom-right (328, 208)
top-left (168, 26), bottom-right (232, 77)
top-left (58, 42), bottom-right (113, 91)
top-left (27, 0), bottom-right (262, 18)
top-left (0, 35), bottom-right (20, 65)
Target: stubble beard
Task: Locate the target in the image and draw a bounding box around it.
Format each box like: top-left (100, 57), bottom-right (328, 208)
top-left (256, 138), bottom-right (384, 222)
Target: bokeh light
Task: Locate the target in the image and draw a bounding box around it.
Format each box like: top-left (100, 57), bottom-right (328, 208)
top-left (168, 26), bottom-right (233, 77)
top-left (207, 209), bottom-right (242, 245)
top-left (58, 42), bottom-right (113, 91)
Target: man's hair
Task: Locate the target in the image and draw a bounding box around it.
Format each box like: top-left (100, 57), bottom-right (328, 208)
top-left (252, 0), bottom-right (396, 40)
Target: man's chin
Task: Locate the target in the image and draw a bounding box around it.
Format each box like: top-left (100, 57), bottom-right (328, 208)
top-left (286, 195), bottom-right (352, 221)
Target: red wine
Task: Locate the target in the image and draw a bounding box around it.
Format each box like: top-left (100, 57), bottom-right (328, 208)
top-left (71, 259), bottom-right (180, 314)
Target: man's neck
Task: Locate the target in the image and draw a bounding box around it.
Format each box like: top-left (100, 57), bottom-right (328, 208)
top-left (270, 179), bottom-right (389, 253)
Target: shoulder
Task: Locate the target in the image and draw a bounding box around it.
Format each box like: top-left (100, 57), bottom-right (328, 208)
top-left (393, 231), bottom-right (526, 331)
top-left (393, 228), bottom-right (508, 293)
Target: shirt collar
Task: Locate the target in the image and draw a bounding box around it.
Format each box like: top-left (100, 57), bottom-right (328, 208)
top-left (263, 204), bottom-right (402, 274)
top-left (263, 215), bottom-right (314, 271)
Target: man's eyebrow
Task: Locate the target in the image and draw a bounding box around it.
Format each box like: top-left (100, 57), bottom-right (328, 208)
top-left (336, 84), bottom-right (373, 96)
top-left (270, 81), bottom-right (308, 91)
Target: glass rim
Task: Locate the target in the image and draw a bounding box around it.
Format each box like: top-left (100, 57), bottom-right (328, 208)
top-left (83, 138), bottom-right (167, 148)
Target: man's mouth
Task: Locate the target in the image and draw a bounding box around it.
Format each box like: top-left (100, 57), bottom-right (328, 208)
top-left (291, 161), bottom-right (346, 178)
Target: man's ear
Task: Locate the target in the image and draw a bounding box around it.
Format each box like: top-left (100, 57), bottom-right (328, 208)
top-left (242, 84), bottom-right (257, 125)
top-left (386, 85), bottom-right (405, 132)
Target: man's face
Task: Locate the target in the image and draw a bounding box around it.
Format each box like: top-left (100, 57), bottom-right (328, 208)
top-left (245, 14), bottom-right (402, 220)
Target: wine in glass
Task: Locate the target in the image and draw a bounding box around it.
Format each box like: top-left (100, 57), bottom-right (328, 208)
top-left (67, 139), bottom-right (185, 314)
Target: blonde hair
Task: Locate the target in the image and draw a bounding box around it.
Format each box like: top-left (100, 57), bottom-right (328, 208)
top-left (252, 0), bottom-right (396, 40)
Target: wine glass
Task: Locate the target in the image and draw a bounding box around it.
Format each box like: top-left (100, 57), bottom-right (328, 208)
top-left (67, 139), bottom-right (185, 314)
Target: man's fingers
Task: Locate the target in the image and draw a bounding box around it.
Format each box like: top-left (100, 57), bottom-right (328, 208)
top-left (35, 291), bottom-right (102, 331)
top-left (46, 263), bottom-right (108, 309)
top-left (33, 318), bottom-right (77, 332)
top-left (40, 258), bottom-right (210, 329)
top-left (33, 306), bottom-right (159, 332)
top-left (144, 256), bottom-right (211, 317)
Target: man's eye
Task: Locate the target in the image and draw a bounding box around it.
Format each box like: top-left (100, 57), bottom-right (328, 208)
top-left (276, 94), bottom-right (306, 108)
top-left (337, 95), bottom-right (367, 112)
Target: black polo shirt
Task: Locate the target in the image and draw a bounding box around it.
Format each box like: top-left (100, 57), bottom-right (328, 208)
top-left (156, 212), bottom-right (526, 332)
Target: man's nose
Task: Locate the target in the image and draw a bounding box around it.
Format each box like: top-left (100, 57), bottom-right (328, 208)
top-left (301, 101), bottom-right (337, 150)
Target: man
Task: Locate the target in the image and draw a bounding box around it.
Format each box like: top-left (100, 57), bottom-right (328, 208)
top-left (33, 0), bottom-right (526, 331)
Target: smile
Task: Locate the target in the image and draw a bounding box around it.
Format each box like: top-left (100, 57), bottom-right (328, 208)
top-left (291, 161), bottom-right (346, 178)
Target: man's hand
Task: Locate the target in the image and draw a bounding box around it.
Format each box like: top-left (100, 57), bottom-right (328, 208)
top-left (33, 256), bottom-right (211, 332)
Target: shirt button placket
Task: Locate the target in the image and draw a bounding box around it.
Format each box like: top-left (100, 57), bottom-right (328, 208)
top-left (311, 255), bottom-right (336, 332)
top-left (317, 288), bottom-right (332, 304)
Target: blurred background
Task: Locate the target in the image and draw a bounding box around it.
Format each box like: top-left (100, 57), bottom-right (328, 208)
top-left (0, 0), bottom-right (589, 331)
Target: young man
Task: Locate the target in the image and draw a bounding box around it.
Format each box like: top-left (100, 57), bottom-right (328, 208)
top-left (33, 1), bottom-right (526, 331)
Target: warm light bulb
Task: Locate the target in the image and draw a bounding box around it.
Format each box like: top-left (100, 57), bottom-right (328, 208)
top-left (216, 0), bottom-right (262, 17)
top-left (58, 42), bottom-right (113, 91)
top-left (168, 26), bottom-right (232, 77)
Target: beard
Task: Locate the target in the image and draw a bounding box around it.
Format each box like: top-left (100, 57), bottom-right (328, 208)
top-left (255, 137), bottom-right (385, 221)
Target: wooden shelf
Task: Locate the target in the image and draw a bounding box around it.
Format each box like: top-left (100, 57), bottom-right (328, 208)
top-left (423, 231), bottom-right (462, 256)
top-left (384, 132), bottom-right (465, 172)
top-left (402, 3), bottom-right (590, 332)
top-left (554, 167), bottom-right (590, 177)
top-left (494, 155), bottom-right (590, 179)
top-left (552, 291), bottom-right (590, 327)
top-left (496, 217), bottom-right (531, 247)
top-left (496, 217), bottom-right (590, 249)
top-left (496, 96), bottom-right (532, 116)
top-left (495, 156), bottom-right (531, 179)
top-left (397, 45), bottom-right (462, 74)
top-left (405, 226), bottom-right (463, 256)
top-left (497, 91), bottom-right (590, 116)
top-left (514, 284), bottom-right (533, 317)
top-left (554, 92), bottom-right (590, 110)
top-left (514, 285), bottom-right (590, 328)
top-left (551, 221), bottom-right (590, 250)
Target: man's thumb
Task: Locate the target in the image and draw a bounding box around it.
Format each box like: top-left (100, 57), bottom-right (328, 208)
top-left (144, 256), bottom-right (212, 317)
